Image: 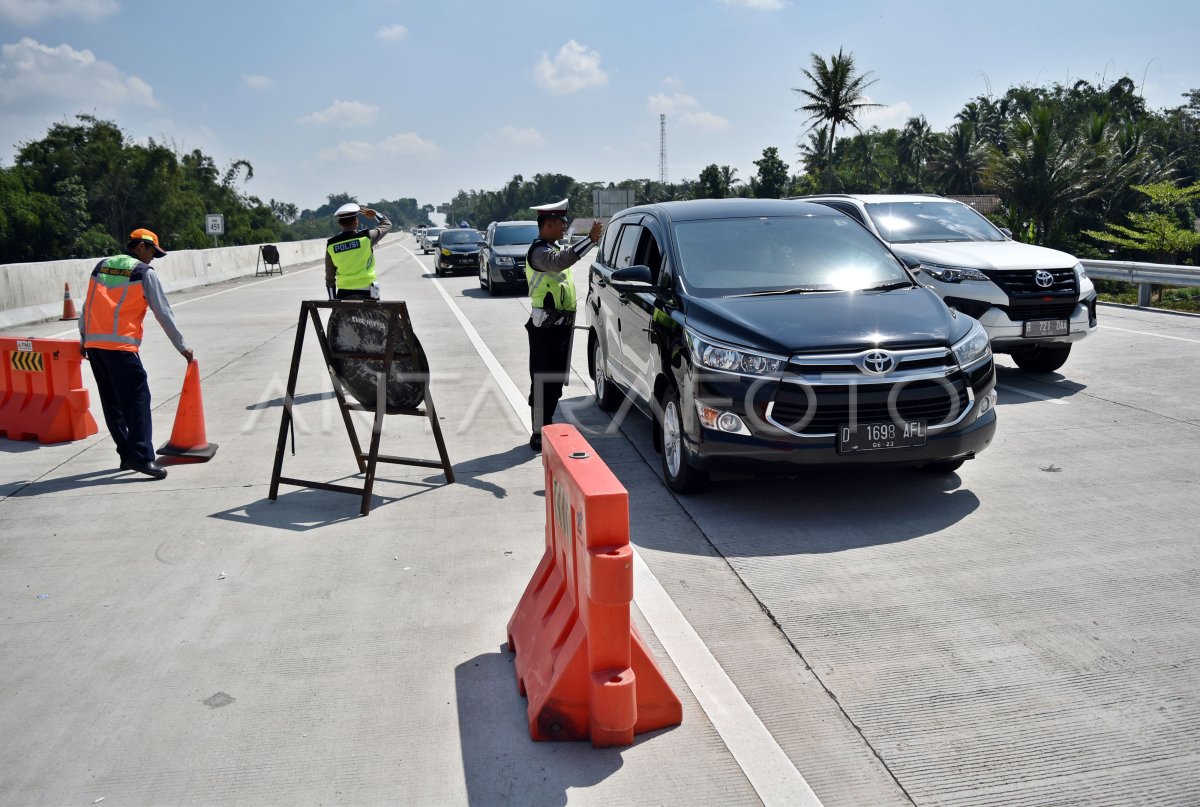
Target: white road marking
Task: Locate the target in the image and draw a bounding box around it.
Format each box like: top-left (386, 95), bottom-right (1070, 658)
top-left (412, 241), bottom-right (823, 807)
top-left (1101, 324), bottom-right (1200, 345)
top-left (996, 383), bottom-right (1068, 405)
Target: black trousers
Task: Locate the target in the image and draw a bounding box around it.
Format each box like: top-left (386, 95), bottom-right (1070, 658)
top-left (526, 315), bottom-right (575, 429)
top-left (87, 348), bottom-right (154, 464)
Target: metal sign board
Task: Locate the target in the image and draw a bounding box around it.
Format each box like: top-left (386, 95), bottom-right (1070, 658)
top-left (327, 307), bottom-right (429, 413)
top-left (205, 213), bottom-right (225, 235)
top-left (591, 189), bottom-right (635, 218)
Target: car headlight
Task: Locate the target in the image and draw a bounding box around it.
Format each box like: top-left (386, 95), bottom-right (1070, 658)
top-left (921, 262), bottom-right (989, 283)
top-left (496, 256), bottom-right (515, 266)
top-left (1075, 261), bottom-right (1087, 280)
top-left (687, 330), bottom-right (785, 377)
top-left (951, 320), bottom-right (991, 368)
top-left (440, 248), bottom-right (451, 256)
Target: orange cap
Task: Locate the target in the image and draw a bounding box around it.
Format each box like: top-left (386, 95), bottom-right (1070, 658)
top-left (129, 228), bottom-right (167, 257)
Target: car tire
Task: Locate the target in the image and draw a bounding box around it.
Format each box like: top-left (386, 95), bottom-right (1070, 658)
top-left (660, 386), bottom-right (709, 494)
top-left (591, 336), bottom-right (621, 412)
top-left (1011, 343), bottom-right (1071, 373)
top-left (918, 458), bottom-right (966, 474)
top-left (479, 262), bottom-right (488, 290)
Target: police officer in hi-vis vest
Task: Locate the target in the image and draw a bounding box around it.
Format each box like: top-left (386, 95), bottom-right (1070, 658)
top-left (525, 199), bottom-right (603, 452)
top-left (325, 202), bottom-right (392, 300)
top-left (79, 228), bottom-right (193, 479)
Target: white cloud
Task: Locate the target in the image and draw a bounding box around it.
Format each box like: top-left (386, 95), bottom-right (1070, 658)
top-left (722, 0), bottom-right (785, 9)
top-left (317, 132), bottom-right (438, 161)
top-left (533, 40), bottom-right (607, 94)
top-left (646, 93), bottom-right (730, 131)
top-left (242, 74), bottom-right (274, 90)
top-left (493, 125), bottom-right (545, 148)
top-left (661, 76), bottom-right (683, 87)
top-left (856, 99), bottom-right (912, 132)
top-left (0, 0), bottom-right (118, 26)
top-left (376, 23), bottom-right (408, 41)
top-left (0, 38), bottom-right (156, 111)
top-left (680, 110), bottom-right (731, 131)
top-left (300, 100), bottom-right (379, 125)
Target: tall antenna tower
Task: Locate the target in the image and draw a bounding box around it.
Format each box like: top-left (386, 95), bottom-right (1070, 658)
top-left (658, 114), bottom-right (668, 185)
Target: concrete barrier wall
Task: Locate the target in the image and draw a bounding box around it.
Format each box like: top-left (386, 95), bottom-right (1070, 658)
top-left (0, 239), bottom-right (329, 329)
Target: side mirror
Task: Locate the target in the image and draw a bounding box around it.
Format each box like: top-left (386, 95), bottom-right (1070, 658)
top-left (610, 264), bottom-right (654, 294)
top-left (998, 227), bottom-right (1013, 239)
top-left (899, 255), bottom-right (921, 270)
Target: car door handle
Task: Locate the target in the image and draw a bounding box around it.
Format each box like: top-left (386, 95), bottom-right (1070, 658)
top-left (596, 276), bottom-right (608, 288)
top-left (618, 294), bottom-right (629, 304)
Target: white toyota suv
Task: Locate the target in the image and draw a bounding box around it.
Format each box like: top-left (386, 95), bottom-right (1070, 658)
top-left (797, 194), bottom-right (1097, 373)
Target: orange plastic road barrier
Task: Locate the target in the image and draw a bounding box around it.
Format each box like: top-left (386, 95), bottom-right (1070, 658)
top-left (0, 337), bottom-right (97, 443)
top-left (157, 360), bottom-right (218, 460)
top-left (507, 424), bottom-right (682, 747)
top-left (60, 282), bottom-right (78, 321)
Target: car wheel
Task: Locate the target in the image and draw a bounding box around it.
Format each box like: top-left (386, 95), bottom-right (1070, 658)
top-left (918, 458), bottom-right (966, 474)
top-left (591, 336), bottom-right (621, 412)
top-left (1011, 343), bottom-right (1071, 373)
top-left (660, 386), bottom-right (709, 494)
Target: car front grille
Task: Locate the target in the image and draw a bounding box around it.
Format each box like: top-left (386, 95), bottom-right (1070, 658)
top-left (766, 347), bottom-right (972, 436)
top-left (985, 268), bottom-right (1077, 297)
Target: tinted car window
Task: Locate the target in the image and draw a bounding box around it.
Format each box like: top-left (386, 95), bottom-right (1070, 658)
top-left (611, 224), bottom-right (643, 269)
top-left (673, 215), bottom-right (909, 296)
top-left (493, 224), bottom-right (539, 246)
top-left (864, 201), bottom-right (1004, 243)
top-left (440, 230), bottom-right (483, 245)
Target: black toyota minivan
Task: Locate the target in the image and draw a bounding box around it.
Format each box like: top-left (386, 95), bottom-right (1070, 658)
top-left (586, 199), bottom-right (997, 493)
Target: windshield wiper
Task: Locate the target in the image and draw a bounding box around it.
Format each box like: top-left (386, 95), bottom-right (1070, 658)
top-left (864, 280), bottom-right (914, 291)
top-left (730, 287), bottom-right (838, 298)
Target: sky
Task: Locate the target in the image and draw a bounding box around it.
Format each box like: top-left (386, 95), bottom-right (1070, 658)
top-left (2, 0), bottom-right (1198, 225)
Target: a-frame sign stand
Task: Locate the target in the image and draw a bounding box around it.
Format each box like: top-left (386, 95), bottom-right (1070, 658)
top-left (269, 299), bottom-right (454, 516)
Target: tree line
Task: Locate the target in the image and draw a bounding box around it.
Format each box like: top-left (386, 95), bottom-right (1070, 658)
top-left (4, 54), bottom-right (1199, 266)
top-left (0, 115), bottom-right (436, 264)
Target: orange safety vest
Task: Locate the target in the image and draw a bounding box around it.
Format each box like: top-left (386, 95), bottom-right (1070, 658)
top-left (82, 254), bottom-right (150, 352)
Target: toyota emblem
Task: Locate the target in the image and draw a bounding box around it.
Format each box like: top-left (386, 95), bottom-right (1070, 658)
top-left (1035, 270), bottom-right (1055, 288)
top-left (862, 350), bottom-right (894, 375)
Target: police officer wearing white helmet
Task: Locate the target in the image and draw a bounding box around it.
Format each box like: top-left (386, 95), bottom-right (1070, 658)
top-left (325, 202), bottom-right (391, 300)
top-left (525, 198), bottom-right (602, 452)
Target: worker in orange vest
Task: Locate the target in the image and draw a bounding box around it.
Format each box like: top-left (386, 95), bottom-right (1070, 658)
top-left (79, 228), bottom-right (193, 479)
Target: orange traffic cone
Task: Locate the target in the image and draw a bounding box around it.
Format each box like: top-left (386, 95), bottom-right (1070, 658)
top-left (60, 282), bottom-right (78, 321)
top-left (157, 360), bottom-right (218, 460)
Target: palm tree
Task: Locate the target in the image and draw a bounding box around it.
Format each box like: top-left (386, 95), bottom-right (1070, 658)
top-left (793, 48), bottom-right (883, 192)
top-left (985, 106), bottom-right (1103, 243)
top-left (898, 116), bottom-right (934, 190)
top-left (930, 122), bottom-right (986, 194)
top-left (718, 165), bottom-right (742, 196)
top-left (798, 126), bottom-right (831, 181)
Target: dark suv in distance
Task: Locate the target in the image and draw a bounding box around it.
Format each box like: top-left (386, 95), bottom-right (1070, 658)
top-left (434, 228), bottom-right (484, 277)
top-left (587, 199), bottom-right (997, 493)
top-left (478, 220), bottom-right (540, 295)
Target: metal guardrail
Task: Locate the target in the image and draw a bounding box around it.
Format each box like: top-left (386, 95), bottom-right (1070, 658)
top-left (1080, 259), bottom-right (1200, 306)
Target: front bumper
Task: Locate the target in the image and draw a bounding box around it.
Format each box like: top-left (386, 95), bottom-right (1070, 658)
top-left (680, 360), bottom-right (997, 474)
top-left (978, 296), bottom-right (1097, 351)
top-left (687, 406), bottom-right (996, 473)
top-left (487, 261), bottom-right (529, 288)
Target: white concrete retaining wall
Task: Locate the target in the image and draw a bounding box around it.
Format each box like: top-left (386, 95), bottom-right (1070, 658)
top-left (0, 239), bottom-right (328, 330)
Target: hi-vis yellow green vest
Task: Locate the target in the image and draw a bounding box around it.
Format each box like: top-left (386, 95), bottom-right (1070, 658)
top-left (525, 239), bottom-right (577, 312)
top-left (326, 230), bottom-right (376, 290)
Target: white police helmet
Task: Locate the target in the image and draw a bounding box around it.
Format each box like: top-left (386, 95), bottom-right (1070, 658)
top-left (334, 203), bottom-right (361, 218)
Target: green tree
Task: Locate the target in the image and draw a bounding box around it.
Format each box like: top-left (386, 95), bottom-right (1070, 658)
top-left (792, 48), bottom-right (883, 192)
top-left (696, 164), bottom-right (725, 198)
top-left (931, 122), bottom-right (987, 194)
top-left (751, 147), bottom-right (790, 198)
top-left (1082, 181), bottom-right (1200, 262)
top-left (898, 116), bottom-right (935, 191)
top-left (985, 106), bottom-right (1105, 244)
